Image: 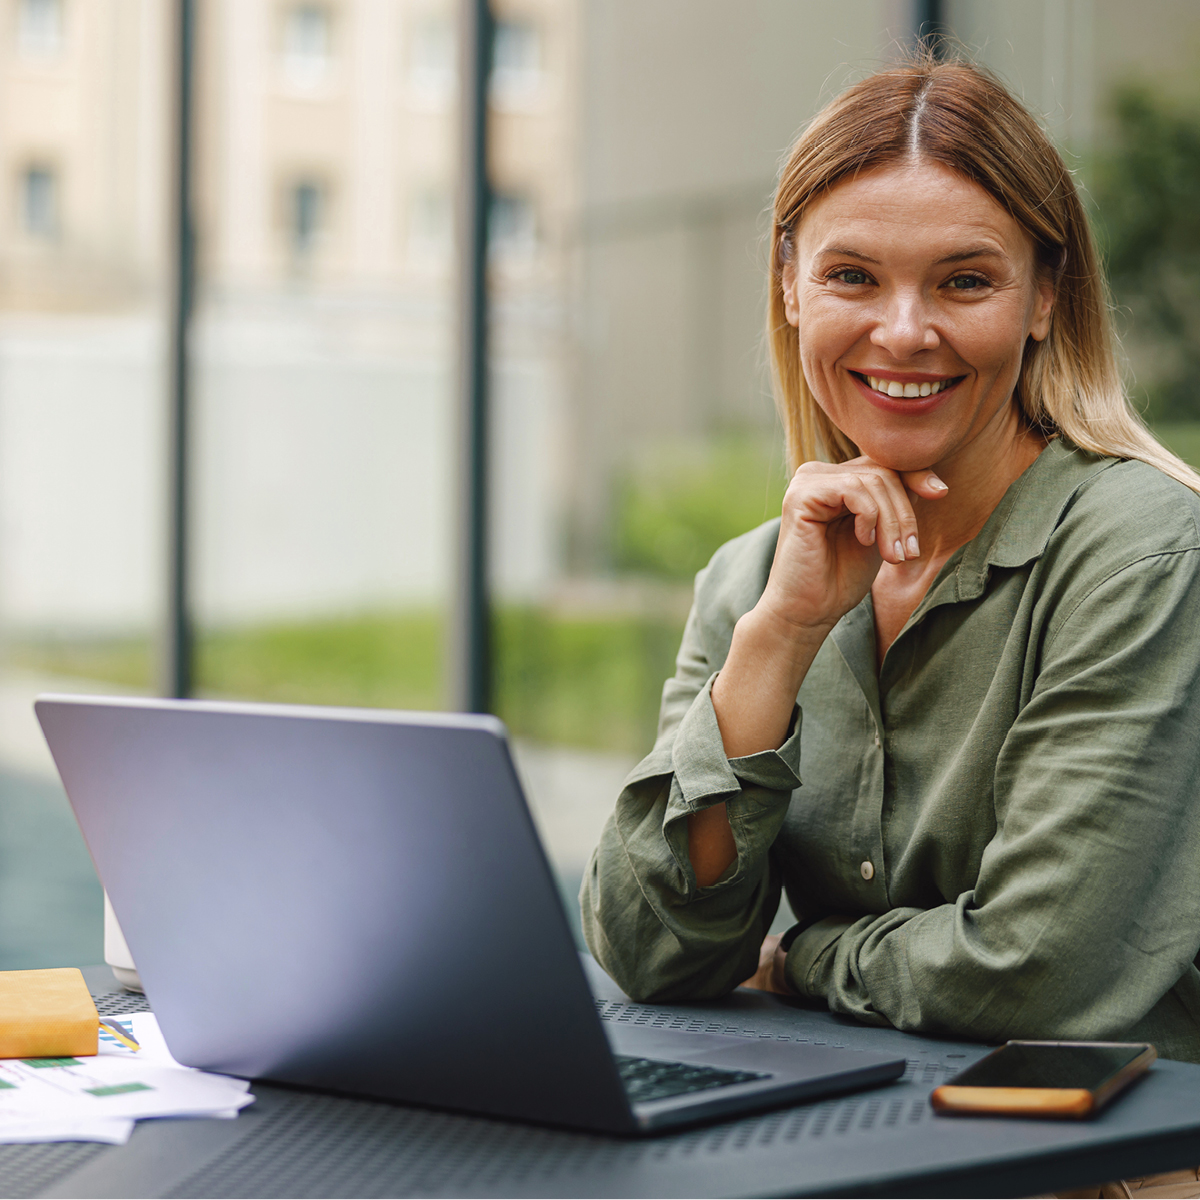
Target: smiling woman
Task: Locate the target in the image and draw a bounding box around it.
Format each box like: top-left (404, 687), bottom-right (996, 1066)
top-left (581, 55), bottom-right (1200, 1179)
top-left (787, 160), bottom-right (1053, 477)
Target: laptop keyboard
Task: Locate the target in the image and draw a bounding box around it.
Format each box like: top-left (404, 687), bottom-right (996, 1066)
top-left (615, 1054), bottom-right (770, 1104)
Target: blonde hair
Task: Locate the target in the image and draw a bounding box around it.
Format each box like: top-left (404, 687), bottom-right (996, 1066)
top-left (768, 56), bottom-right (1200, 494)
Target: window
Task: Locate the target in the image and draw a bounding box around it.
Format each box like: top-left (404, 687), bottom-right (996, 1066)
top-left (490, 20), bottom-right (541, 108)
top-left (290, 180), bottom-right (323, 257)
top-left (16, 0), bottom-right (62, 57)
top-left (408, 187), bottom-right (452, 263)
top-left (21, 166), bottom-right (57, 237)
top-left (282, 4), bottom-right (331, 89)
top-left (489, 192), bottom-right (536, 263)
top-left (408, 14), bottom-right (455, 108)
top-left (408, 16), bottom-right (542, 112)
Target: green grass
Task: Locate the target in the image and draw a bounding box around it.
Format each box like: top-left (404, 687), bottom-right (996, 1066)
top-left (8, 605), bottom-right (687, 757)
top-left (197, 611), bottom-right (444, 712)
top-left (6, 635), bottom-right (152, 691)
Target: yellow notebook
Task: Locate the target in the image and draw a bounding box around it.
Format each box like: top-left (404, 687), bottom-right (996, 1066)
top-left (0, 968), bottom-right (99, 1059)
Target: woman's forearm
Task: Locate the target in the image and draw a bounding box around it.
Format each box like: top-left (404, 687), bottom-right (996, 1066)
top-left (711, 606), bottom-right (829, 755)
top-left (688, 607), bottom-right (828, 886)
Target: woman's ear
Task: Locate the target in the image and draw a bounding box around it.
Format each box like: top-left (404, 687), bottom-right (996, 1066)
top-left (1029, 276), bottom-right (1055, 343)
top-left (781, 259), bottom-right (801, 329)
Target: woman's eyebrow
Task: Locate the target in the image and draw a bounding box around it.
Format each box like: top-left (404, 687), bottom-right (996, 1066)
top-left (815, 246), bottom-right (881, 263)
top-left (814, 246), bottom-right (1006, 265)
top-left (935, 246), bottom-right (1005, 264)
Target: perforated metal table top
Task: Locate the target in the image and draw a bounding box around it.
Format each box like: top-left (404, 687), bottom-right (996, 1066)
top-left (5, 963), bottom-right (1200, 1198)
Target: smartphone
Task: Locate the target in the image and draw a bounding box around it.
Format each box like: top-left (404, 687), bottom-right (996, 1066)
top-left (930, 1041), bottom-right (1156, 1118)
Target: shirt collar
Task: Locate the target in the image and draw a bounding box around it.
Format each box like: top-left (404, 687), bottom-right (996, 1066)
top-left (829, 438), bottom-right (1117, 699)
top-left (951, 437), bottom-right (1116, 601)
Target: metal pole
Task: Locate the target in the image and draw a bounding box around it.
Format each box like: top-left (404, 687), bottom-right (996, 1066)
top-left (913, 0), bottom-right (947, 56)
top-left (162, 0), bottom-right (194, 698)
top-left (449, 0), bottom-right (492, 713)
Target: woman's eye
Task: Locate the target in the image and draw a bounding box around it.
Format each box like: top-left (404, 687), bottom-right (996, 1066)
top-left (948, 274), bottom-right (987, 290)
top-left (831, 268), bottom-right (870, 285)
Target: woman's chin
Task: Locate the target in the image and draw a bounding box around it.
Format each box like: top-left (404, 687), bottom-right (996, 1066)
top-left (851, 442), bottom-right (943, 474)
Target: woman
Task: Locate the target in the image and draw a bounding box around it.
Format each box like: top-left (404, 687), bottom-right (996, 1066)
top-left (581, 54), bottom-right (1200, 1080)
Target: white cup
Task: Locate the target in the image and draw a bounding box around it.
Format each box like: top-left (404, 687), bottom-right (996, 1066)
top-left (103, 892), bottom-right (143, 992)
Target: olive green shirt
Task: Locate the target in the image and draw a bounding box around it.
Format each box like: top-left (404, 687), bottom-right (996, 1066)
top-left (581, 439), bottom-right (1200, 1062)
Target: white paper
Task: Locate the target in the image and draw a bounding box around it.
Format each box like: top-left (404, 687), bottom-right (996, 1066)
top-left (0, 1116), bottom-right (134, 1144)
top-left (0, 1013), bottom-right (254, 1144)
top-left (122, 1013), bottom-right (187, 1068)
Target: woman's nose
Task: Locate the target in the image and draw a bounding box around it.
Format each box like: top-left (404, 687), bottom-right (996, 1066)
top-left (869, 292), bottom-right (940, 359)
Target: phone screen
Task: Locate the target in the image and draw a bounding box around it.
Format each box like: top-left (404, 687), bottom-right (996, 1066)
top-left (952, 1044), bottom-right (1146, 1091)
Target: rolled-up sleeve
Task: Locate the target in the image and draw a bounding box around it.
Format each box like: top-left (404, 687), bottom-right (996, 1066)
top-left (581, 583), bottom-right (802, 1003)
top-left (784, 548), bottom-right (1200, 1044)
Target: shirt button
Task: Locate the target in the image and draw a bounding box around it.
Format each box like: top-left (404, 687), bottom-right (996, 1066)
top-left (873, 733), bottom-right (881, 748)
top-left (860, 860), bottom-right (875, 881)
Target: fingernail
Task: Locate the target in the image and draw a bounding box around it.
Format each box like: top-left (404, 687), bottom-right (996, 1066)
top-left (928, 474), bottom-right (948, 492)
top-left (866, 528), bottom-right (876, 544)
top-left (906, 534), bottom-right (920, 557)
top-left (893, 540), bottom-right (905, 561)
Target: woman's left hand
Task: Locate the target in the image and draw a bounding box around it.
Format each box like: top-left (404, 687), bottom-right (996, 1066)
top-left (740, 933), bottom-right (792, 994)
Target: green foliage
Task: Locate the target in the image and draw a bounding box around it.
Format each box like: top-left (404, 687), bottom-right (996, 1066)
top-left (493, 606), bottom-right (684, 753)
top-left (612, 432), bottom-right (787, 579)
top-left (1091, 84), bottom-right (1200, 421)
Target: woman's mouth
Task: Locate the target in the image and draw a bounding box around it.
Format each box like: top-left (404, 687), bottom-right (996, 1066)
top-left (851, 371), bottom-right (966, 399)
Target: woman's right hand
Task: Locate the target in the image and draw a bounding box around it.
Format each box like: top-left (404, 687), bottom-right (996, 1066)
top-left (757, 458), bottom-right (949, 639)
top-left (692, 459), bottom-right (947, 887)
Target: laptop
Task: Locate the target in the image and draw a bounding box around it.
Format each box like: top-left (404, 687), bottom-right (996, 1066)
top-left (35, 695), bottom-right (905, 1135)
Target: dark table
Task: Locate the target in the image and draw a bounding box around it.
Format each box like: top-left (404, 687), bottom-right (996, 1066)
top-left (4, 962), bottom-right (1200, 1198)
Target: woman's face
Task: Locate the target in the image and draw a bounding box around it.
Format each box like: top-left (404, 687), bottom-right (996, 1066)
top-left (781, 159), bottom-right (1055, 474)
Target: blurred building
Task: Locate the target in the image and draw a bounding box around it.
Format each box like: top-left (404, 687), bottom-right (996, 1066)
top-left (0, 0), bottom-right (578, 634)
top-left (0, 0), bottom-right (165, 311)
top-left (0, 0), bottom-right (575, 309)
top-left (0, 0), bottom-right (1198, 636)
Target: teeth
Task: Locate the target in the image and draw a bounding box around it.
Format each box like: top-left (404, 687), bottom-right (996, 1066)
top-left (865, 375), bottom-right (954, 396)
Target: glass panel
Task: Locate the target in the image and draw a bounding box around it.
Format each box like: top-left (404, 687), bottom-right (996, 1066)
top-left (0, 0), bottom-right (169, 966)
top-left (190, 0), bottom-right (456, 718)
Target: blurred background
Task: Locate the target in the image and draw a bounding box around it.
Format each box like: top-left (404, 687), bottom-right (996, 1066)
top-left (0, 0), bottom-right (1198, 968)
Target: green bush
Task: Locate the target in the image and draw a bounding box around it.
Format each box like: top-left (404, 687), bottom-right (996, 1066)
top-left (493, 606), bottom-right (684, 753)
top-left (612, 432), bottom-right (787, 579)
top-left (1091, 84), bottom-right (1200, 421)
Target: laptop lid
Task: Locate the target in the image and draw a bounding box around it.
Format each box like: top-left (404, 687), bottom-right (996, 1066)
top-left (36, 695), bottom-right (636, 1133)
